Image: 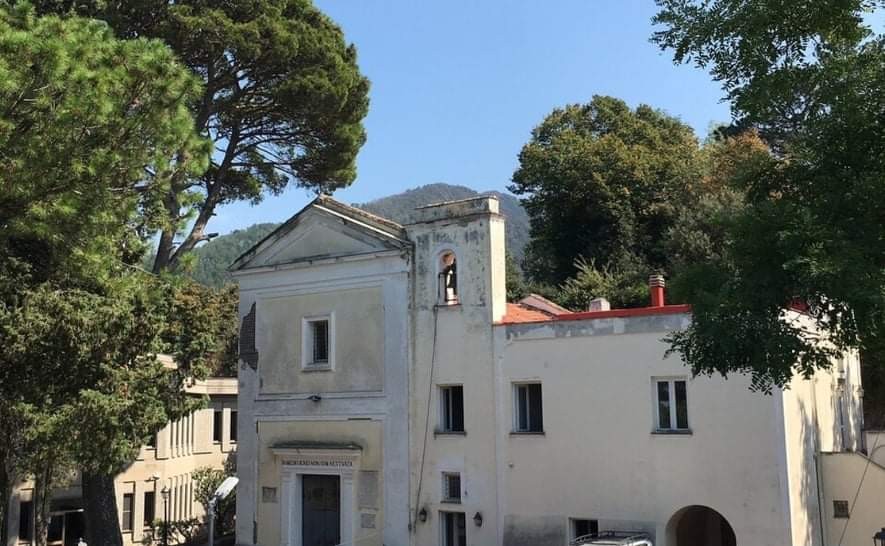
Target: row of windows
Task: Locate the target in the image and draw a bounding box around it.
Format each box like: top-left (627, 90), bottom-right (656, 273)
top-left (120, 491), bottom-right (155, 532)
top-left (213, 409), bottom-right (238, 443)
top-left (438, 378), bottom-right (690, 435)
top-left (143, 408), bottom-right (237, 451)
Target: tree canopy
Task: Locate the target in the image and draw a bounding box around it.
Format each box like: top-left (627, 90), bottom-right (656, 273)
top-left (29, 0), bottom-right (371, 272)
top-left (0, 3), bottom-right (209, 285)
top-left (0, 6), bottom-right (227, 545)
top-left (653, 0), bottom-right (885, 390)
top-left (510, 95), bottom-right (702, 290)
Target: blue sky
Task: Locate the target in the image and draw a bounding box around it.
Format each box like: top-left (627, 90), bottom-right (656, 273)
top-left (209, 1), bottom-right (731, 235)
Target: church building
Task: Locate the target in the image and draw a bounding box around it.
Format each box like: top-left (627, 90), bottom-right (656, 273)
top-left (230, 194), bottom-right (877, 546)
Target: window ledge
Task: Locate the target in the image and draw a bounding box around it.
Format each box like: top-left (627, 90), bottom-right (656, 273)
top-left (435, 303), bottom-right (461, 309)
top-left (434, 430), bottom-right (467, 437)
top-left (302, 364), bottom-right (333, 373)
top-left (652, 429), bottom-right (692, 436)
top-left (440, 499), bottom-right (462, 504)
top-left (510, 431), bottom-right (545, 436)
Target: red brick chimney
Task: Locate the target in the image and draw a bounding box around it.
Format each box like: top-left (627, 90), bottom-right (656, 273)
top-left (649, 274), bottom-right (665, 307)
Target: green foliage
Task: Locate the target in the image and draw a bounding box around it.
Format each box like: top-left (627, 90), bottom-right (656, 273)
top-left (505, 253), bottom-right (529, 302)
top-left (188, 223), bottom-right (279, 288)
top-left (0, 4), bottom-right (209, 284)
top-left (510, 95), bottom-right (703, 286)
top-left (1, 277), bottom-right (206, 475)
top-left (558, 258), bottom-right (648, 310)
top-left (161, 282), bottom-right (239, 377)
top-left (27, 0), bottom-right (371, 272)
top-left (0, 7), bottom-right (230, 544)
top-left (192, 455), bottom-right (237, 537)
top-left (653, 0), bottom-right (881, 144)
top-left (146, 518), bottom-right (204, 546)
top-left (654, 0), bottom-right (885, 390)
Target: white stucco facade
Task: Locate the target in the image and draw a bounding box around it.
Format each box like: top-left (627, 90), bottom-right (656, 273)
top-left (231, 198), bottom-right (411, 546)
top-left (233, 194), bottom-right (875, 546)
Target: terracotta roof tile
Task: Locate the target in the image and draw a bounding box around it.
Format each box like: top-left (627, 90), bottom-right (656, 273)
top-left (499, 303), bottom-right (557, 324)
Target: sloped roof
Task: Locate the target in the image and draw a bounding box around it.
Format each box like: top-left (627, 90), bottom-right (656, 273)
top-left (499, 303), bottom-right (558, 324)
top-left (229, 194), bottom-right (410, 271)
top-left (519, 293), bottom-right (570, 315)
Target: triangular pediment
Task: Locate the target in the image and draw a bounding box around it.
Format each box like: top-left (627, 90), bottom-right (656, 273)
top-left (230, 197), bottom-right (410, 271)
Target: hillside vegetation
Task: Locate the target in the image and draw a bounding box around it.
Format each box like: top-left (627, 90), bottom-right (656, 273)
top-left (188, 183), bottom-right (529, 288)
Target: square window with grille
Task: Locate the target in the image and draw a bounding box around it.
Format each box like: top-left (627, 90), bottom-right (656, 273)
top-left (442, 473), bottom-right (461, 503)
top-left (302, 315), bottom-right (334, 369)
top-left (833, 500), bottom-right (850, 518)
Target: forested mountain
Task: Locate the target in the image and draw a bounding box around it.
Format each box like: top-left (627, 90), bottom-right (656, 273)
top-left (188, 183), bottom-right (529, 287)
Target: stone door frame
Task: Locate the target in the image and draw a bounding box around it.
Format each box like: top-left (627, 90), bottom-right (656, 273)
top-left (275, 447), bottom-right (361, 546)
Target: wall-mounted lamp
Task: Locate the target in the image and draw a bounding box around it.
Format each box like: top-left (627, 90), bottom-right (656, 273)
top-left (418, 508), bottom-right (428, 523)
top-left (308, 394), bottom-right (322, 402)
top-left (473, 512), bottom-right (483, 527)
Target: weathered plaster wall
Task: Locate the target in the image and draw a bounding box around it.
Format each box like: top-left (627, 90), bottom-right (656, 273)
top-left (257, 287), bottom-right (384, 395)
top-left (234, 212), bottom-right (411, 546)
top-left (495, 316), bottom-right (792, 546)
top-left (820, 451), bottom-right (885, 546)
top-left (780, 318), bottom-right (864, 546)
top-left (255, 420), bottom-right (383, 546)
top-left (406, 196), bottom-right (506, 546)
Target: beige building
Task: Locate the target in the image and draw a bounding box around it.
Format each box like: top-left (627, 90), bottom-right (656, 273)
top-left (232, 194), bottom-right (882, 546)
top-left (7, 377), bottom-right (237, 546)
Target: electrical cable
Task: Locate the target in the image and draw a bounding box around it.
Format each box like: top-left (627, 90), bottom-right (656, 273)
top-left (412, 305), bottom-right (439, 532)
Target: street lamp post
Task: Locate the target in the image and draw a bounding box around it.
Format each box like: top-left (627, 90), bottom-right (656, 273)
top-left (160, 486), bottom-right (170, 546)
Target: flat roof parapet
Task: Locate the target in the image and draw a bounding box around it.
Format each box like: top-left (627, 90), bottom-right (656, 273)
top-left (411, 194), bottom-right (500, 223)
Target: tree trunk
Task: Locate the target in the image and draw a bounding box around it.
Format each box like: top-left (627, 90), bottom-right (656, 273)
top-left (81, 471), bottom-right (122, 546)
top-left (33, 465), bottom-right (53, 546)
top-left (0, 454), bottom-right (13, 546)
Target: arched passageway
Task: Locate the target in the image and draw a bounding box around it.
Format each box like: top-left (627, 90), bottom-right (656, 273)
top-left (666, 505), bottom-right (736, 546)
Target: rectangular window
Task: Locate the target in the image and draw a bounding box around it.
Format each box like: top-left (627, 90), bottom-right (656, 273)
top-left (440, 511), bottom-right (466, 546)
top-left (146, 432), bottom-right (156, 449)
top-left (572, 518), bottom-right (599, 540)
top-left (47, 516), bottom-right (63, 542)
top-left (144, 491), bottom-right (155, 528)
top-left (655, 379), bottom-right (689, 431)
top-left (122, 493), bottom-right (134, 531)
top-left (213, 410), bottom-right (223, 443)
top-left (18, 500), bottom-right (32, 541)
top-left (442, 473), bottom-right (461, 503)
top-left (833, 500), bottom-right (850, 518)
top-left (311, 320), bottom-right (329, 363)
top-left (439, 386), bottom-right (464, 433)
top-left (513, 383), bottom-right (543, 432)
top-left (302, 315), bottom-right (334, 369)
top-left (230, 410), bottom-right (238, 442)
